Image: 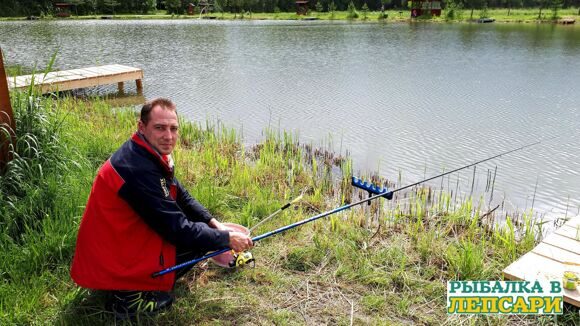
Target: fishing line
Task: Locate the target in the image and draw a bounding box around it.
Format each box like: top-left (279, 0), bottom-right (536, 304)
top-left (249, 191), bottom-right (304, 233)
top-left (152, 136), bottom-right (556, 278)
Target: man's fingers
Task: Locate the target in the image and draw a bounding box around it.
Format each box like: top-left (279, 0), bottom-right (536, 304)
top-left (228, 232), bottom-right (253, 252)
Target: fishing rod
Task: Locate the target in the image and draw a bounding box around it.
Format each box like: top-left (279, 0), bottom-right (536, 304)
top-left (250, 193), bottom-right (304, 233)
top-left (220, 193), bottom-right (304, 268)
top-left (152, 138), bottom-right (549, 278)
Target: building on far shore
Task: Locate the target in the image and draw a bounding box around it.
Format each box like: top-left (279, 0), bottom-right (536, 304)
top-left (410, 0), bottom-right (441, 18)
top-left (54, 2), bottom-right (72, 17)
top-left (296, 0), bottom-right (309, 15)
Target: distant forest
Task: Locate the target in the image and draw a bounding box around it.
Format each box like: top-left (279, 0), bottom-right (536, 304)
top-left (0, 0), bottom-right (578, 16)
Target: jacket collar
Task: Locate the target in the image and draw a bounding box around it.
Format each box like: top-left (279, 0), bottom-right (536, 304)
top-left (131, 132), bottom-right (174, 175)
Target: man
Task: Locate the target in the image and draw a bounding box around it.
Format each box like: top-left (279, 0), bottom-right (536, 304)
top-left (71, 98), bottom-right (253, 318)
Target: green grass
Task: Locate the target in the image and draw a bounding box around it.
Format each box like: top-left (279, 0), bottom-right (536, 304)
top-left (1, 8), bottom-right (578, 23)
top-left (4, 65), bottom-right (32, 76)
top-left (0, 92), bottom-right (578, 324)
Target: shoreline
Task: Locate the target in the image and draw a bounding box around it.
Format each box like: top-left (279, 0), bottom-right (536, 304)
top-left (1, 8), bottom-right (578, 24)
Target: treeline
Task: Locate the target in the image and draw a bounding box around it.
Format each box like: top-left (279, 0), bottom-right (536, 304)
top-left (0, 0), bottom-right (578, 16)
top-left (0, 0), bottom-right (156, 16)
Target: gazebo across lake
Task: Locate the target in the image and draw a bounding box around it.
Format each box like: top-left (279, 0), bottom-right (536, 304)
top-left (410, 0), bottom-right (441, 17)
top-left (54, 3), bottom-right (72, 17)
top-left (296, 0), bottom-right (309, 15)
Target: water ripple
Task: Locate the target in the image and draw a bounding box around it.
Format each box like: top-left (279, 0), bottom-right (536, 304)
top-left (2, 20), bottom-right (579, 218)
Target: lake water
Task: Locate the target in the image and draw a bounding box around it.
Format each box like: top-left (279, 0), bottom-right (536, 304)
top-left (1, 20), bottom-right (579, 219)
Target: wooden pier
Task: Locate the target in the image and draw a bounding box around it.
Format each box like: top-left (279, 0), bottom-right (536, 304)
top-left (503, 215), bottom-right (580, 307)
top-left (6, 64), bottom-right (143, 94)
top-left (558, 18), bottom-right (576, 24)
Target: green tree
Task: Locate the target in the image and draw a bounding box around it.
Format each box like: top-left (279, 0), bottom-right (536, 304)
top-left (479, 3), bottom-right (489, 17)
top-left (68, 0), bottom-right (84, 15)
top-left (535, 0), bottom-right (549, 18)
top-left (165, 0), bottom-right (182, 14)
top-left (378, 4), bottom-right (388, 19)
top-left (347, 0), bottom-right (359, 18)
top-left (103, 0), bottom-right (120, 14)
top-left (17, 0), bottom-right (50, 16)
top-left (502, 0), bottom-right (522, 15)
top-left (377, 0), bottom-right (389, 19)
top-left (445, 0), bottom-right (463, 20)
top-left (85, 0), bottom-right (98, 14)
top-left (329, 0), bottom-right (336, 18)
top-left (549, 0), bottom-right (562, 18)
top-left (214, 0), bottom-right (224, 14)
top-left (315, 0), bottom-right (324, 11)
top-left (463, 0), bottom-right (486, 19)
top-left (242, 0), bottom-right (259, 17)
top-left (0, 0), bottom-right (18, 16)
top-left (231, 0), bottom-right (243, 13)
top-left (361, 2), bottom-right (369, 19)
top-left (141, 0), bottom-right (157, 13)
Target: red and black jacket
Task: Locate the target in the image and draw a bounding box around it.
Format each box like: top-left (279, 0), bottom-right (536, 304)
top-left (71, 133), bottom-right (229, 291)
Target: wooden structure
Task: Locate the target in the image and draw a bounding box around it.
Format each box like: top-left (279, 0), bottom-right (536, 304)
top-left (6, 64), bottom-right (144, 95)
top-left (478, 18), bottom-right (495, 23)
top-left (187, 3), bottom-right (196, 15)
top-left (296, 0), bottom-right (309, 15)
top-left (198, 0), bottom-right (213, 14)
top-left (0, 48), bottom-right (15, 173)
top-left (558, 18), bottom-right (575, 24)
top-left (503, 215), bottom-right (580, 307)
top-left (410, 0), bottom-right (441, 17)
top-left (54, 3), bottom-right (72, 17)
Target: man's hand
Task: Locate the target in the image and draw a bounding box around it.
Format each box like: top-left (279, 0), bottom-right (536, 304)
top-left (208, 218), bottom-right (252, 251)
top-left (228, 231), bottom-right (253, 252)
top-left (208, 218), bottom-right (231, 231)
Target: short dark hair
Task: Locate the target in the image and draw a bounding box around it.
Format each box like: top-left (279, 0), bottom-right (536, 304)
top-left (140, 98), bottom-right (177, 125)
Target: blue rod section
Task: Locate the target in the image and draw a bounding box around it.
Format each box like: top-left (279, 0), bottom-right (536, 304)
top-left (152, 248), bottom-right (231, 277)
top-left (152, 202), bottom-right (356, 278)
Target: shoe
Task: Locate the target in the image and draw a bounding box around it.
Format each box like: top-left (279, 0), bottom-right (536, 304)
top-left (109, 291), bottom-right (173, 319)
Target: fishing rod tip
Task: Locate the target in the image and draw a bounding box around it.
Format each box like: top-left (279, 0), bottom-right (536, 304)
top-left (292, 194), bottom-right (304, 203)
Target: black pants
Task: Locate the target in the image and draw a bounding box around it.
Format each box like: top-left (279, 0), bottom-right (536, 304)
top-left (174, 247), bottom-right (206, 282)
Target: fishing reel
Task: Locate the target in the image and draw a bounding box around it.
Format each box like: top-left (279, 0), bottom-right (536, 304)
top-left (228, 251), bottom-right (255, 268)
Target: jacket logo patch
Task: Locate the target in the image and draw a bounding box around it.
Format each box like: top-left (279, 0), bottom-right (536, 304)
top-left (160, 178), bottom-right (169, 197)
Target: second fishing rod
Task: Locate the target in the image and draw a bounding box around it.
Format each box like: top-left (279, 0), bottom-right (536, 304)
top-left (152, 138), bottom-right (547, 278)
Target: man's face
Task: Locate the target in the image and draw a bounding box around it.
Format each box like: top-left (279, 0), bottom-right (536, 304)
top-left (138, 105), bottom-right (179, 155)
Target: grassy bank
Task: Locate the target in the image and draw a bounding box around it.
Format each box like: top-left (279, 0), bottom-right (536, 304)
top-left (0, 91), bottom-right (578, 324)
top-left (1, 8), bottom-right (578, 23)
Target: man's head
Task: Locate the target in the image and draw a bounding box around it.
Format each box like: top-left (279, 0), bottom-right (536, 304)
top-left (138, 98), bottom-right (179, 155)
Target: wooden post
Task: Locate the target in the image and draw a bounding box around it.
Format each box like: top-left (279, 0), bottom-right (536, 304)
top-left (136, 79), bottom-right (143, 94)
top-left (117, 81), bottom-right (124, 94)
top-left (0, 47), bottom-right (16, 173)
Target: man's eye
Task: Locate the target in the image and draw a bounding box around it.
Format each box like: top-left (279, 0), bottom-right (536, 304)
top-left (155, 126), bottom-right (163, 130)
top-left (171, 127), bottom-right (179, 132)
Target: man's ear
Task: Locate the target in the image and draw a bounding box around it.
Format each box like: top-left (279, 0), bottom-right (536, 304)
top-left (138, 120), bottom-right (145, 133)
